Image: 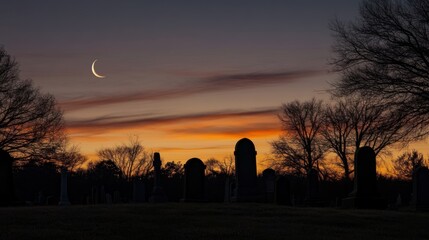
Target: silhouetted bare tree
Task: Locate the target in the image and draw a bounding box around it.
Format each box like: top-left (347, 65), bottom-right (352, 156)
top-left (97, 136), bottom-right (152, 181)
top-left (56, 144), bottom-right (87, 172)
top-left (41, 135), bottom-right (87, 171)
top-left (322, 99), bottom-right (354, 180)
top-left (271, 99), bottom-right (327, 177)
top-left (0, 47), bottom-right (64, 159)
top-left (161, 161), bottom-right (184, 178)
top-left (204, 156), bottom-right (235, 176)
top-left (322, 96), bottom-right (416, 180)
top-left (392, 150), bottom-right (427, 180)
top-left (331, 0), bottom-right (429, 136)
top-left (87, 159), bottom-right (123, 184)
top-left (205, 158), bottom-right (220, 176)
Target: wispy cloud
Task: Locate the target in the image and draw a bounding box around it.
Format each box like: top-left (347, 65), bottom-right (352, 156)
top-left (205, 71), bottom-right (319, 87)
top-left (170, 122), bottom-right (280, 137)
top-left (66, 108), bottom-right (279, 132)
top-left (155, 146), bottom-right (230, 152)
top-left (60, 69), bottom-right (325, 111)
top-left (66, 108), bottom-right (278, 135)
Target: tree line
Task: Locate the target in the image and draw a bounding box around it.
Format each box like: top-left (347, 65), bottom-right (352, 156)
top-left (271, 0), bottom-right (429, 181)
top-left (270, 97), bottom-right (428, 181)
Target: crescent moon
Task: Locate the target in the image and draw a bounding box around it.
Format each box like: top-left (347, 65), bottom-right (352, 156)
top-left (91, 59), bottom-right (106, 78)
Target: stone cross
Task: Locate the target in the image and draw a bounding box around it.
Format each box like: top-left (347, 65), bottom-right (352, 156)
top-left (149, 152), bottom-right (167, 202)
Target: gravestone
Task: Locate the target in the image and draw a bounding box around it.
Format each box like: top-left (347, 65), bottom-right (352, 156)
top-left (100, 185), bottom-right (106, 204)
top-left (149, 152), bottom-right (168, 203)
top-left (275, 176), bottom-right (292, 205)
top-left (182, 158), bottom-right (206, 202)
top-left (342, 146), bottom-right (386, 209)
top-left (113, 190), bottom-right (121, 204)
top-left (0, 150), bottom-right (14, 206)
top-left (262, 168), bottom-right (276, 203)
top-left (46, 196), bottom-right (56, 205)
top-left (224, 176), bottom-right (231, 203)
top-left (232, 138), bottom-right (259, 202)
top-left (91, 186), bottom-right (99, 204)
top-left (412, 166), bottom-right (429, 211)
top-left (86, 195), bottom-right (92, 205)
top-left (395, 194), bottom-right (402, 208)
top-left (305, 168), bottom-right (319, 205)
top-left (106, 193), bottom-right (113, 204)
top-left (36, 191), bottom-right (46, 206)
top-left (229, 179), bottom-right (236, 200)
top-left (58, 167), bottom-right (71, 206)
top-left (133, 178), bottom-right (146, 203)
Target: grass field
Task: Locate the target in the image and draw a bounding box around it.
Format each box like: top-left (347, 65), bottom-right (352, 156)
top-left (0, 203), bottom-right (428, 240)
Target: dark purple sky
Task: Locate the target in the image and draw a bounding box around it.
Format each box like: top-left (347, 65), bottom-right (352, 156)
top-left (0, 1), bottom-right (363, 162)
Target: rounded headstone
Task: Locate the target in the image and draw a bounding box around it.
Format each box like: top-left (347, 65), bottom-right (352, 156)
top-left (185, 158), bottom-right (205, 170)
top-left (234, 138), bottom-right (257, 188)
top-left (233, 138), bottom-right (258, 201)
top-left (235, 138), bottom-right (257, 154)
top-left (263, 168), bottom-right (276, 202)
top-left (262, 168), bottom-right (275, 178)
top-left (183, 158), bottom-right (206, 202)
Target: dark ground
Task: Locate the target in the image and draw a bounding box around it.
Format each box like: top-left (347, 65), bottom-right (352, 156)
top-left (0, 203), bottom-right (428, 240)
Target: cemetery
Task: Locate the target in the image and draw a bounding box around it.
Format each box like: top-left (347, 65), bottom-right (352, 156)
top-left (0, 138), bottom-right (428, 239)
top-left (3, 138), bottom-right (420, 208)
top-left (2, 0), bottom-right (429, 238)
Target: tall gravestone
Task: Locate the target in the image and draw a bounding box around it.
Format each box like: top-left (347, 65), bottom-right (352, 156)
top-left (58, 167), bottom-right (71, 206)
top-left (342, 146), bottom-right (386, 209)
top-left (0, 150), bottom-right (14, 206)
top-left (275, 176), bottom-right (292, 205)
top-left (224, 176), bottom-right (231, 203)
top-left (182, 158), bottom-right (206, 202)
top-left (232, 138), bottom-right (258, 202)
top-left (91, 186), bottom-right (99, 204)
top-left (133, 178), bottom-right (146, 203)
top-left (113, 190), bottom-right (121, 204)
top-left (106, 193), bottom-right (113, 204)
top-left (412, 166), bottom-right (429, 211)
top-left (36, 191), bottom-right (46, 205)
top-left (305, 168), bottom-right (320, 205)
top-left (149, 152), bottom-right (167, 203)
top-left (262, 168), bottom-right (276, 203)
top-left (99, 185), bottom-right (106, 204)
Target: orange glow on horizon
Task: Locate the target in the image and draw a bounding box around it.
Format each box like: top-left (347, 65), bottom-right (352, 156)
top-left (67, 107), bottom-right (429, 177)
top-left (67, 109), bottom-right (282, 171)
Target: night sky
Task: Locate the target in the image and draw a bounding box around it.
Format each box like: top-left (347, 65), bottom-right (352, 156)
top-left (4, 1), bottom-right (410, 167)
